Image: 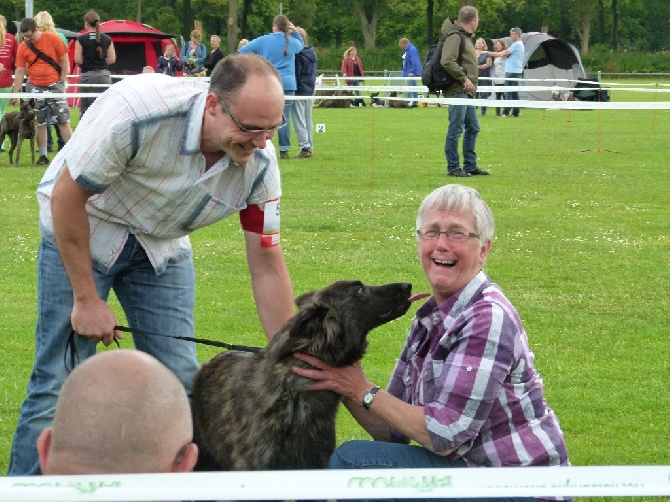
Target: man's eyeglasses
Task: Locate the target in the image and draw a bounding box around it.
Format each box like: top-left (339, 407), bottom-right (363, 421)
top-left (416, 228), bottom-right (479, 242)
top-left (219, 98), bottom-right (286, 134)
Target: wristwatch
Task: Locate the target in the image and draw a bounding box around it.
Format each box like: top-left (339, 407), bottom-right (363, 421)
top-left (362, 385), bottom-right (381, 410)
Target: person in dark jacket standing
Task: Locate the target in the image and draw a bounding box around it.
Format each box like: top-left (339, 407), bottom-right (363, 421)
top-left (156, 44), bottom-right (182, 76)
top-left (292, 27), bottom-right (316, 158)
top-left (204, 35), bottom-right (224, 77)
top-left (440, 6), bottom-right (489, 177)
top-left (74, 10), bottom-right (115, 116)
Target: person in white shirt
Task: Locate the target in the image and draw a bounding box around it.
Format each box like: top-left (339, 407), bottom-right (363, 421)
top-left (485, 27), bottom-right (524, 117)
top-left (490, 39), bottom-right (508, 117)
top-left (8, 54), bottom-right (295, 477)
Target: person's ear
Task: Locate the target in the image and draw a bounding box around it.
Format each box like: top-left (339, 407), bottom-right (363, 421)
top-left (172, 442), bottom-right (199, 473)
top-left (479, 239), bottom-right (492, 264)
top-left (205, 93), bottom-right (221, 117)
top-left (36, 428), bottom-right (53, 474)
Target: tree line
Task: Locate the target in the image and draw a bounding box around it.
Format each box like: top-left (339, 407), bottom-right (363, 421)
top-left (1, 0), bottom-right (668, 58)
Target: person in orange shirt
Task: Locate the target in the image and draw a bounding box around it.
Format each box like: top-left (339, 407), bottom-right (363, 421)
top-left (10, 17), bottom-right (72, 165)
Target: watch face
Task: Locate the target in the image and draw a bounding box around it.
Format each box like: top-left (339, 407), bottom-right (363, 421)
top-left (363, 386), bottom-right (379, 409)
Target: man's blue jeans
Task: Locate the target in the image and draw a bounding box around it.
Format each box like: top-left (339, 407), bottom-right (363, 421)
top-left (445, 93), bottom-right (480, 173)
top-left (503, 72), bottom-right (522, 117)
top-left (330, 440), bottom-right (543, 502)
top-left (46, 107), bottom-right (65, 152)
top-left (278, 90), bottom-right (295, 153)
top-left (7, 233), bottom-right (199, 476)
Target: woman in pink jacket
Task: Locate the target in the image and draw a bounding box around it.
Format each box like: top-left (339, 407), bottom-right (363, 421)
top-left (341, 46), bottom-right (365, 106)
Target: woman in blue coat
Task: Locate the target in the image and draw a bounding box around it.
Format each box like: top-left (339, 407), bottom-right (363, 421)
top-left (180, 29), bottom-right (207, 75)
top-left (239, 15), bottom-right (304, 159)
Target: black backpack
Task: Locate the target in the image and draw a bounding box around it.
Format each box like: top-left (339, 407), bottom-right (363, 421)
top-left (421, 31), bottom-right (466, 93)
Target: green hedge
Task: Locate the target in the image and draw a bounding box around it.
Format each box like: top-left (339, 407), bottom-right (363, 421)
top-left (314, 44), bottom-right (670, 76)
top-left (315, 45), bottom-right (427, 74)
top-left (581, 45), bottom-right (670, 74)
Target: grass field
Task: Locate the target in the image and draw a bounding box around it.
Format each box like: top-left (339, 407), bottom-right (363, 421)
top-left (0, 82), bottom-right (668, 500)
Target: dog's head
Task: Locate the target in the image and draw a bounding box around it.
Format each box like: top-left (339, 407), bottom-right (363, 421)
top-left (19, 99), bottom-right (36, 121)
top-left (275, 280), bottom-right (418, 367)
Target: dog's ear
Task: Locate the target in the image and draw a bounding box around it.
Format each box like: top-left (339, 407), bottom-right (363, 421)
top-left (295, 290), bottom-right (317, 310)
top-left (29, 98), bottom-right (35, 108)
top-left (306, 305), bottom-right (346, 366)
top-left (274, 302), bottom-right (344, 366)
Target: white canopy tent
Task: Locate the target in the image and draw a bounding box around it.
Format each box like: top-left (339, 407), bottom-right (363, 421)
top-left (499, 32), bottom-right (587, 100)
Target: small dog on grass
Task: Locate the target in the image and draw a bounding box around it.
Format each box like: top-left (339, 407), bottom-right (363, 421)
top-left (386, 91), bottom-right (409, 108)
top-left (0, 98), bottom-right (37, 166)
top-left (192, 279), bottom-right (426, 471)
top-left (370, 92), bottom-right (384, 107)
top-left (315, 89), bottom-right (354, 108)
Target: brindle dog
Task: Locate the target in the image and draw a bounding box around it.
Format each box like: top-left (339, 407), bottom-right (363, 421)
top-left (192, 280), bottom-right (422, 471)
top-left (0, 99), bottom-right (37, 166)
top-left (386, 91), bottom-right (409, 108)
top-left (315, 89), bottom-right (354, 108)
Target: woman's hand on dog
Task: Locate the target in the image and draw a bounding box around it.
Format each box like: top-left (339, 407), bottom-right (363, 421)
top-left (292, 353), bottom-right (372, 402)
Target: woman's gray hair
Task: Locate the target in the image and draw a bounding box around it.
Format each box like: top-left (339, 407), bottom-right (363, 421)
top-left (416, 184), bottom-right (495, 243)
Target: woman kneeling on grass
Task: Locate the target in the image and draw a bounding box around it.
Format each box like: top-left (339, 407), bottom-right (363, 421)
top-left (294, 183), bottom-right (571, 502)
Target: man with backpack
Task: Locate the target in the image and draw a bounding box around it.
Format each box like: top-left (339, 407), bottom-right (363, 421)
top-left (440, 6), bottom-right (489, 177)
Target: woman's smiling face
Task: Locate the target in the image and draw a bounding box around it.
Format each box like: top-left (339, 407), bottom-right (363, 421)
top-left (417, 207), bottom-right (490, 305)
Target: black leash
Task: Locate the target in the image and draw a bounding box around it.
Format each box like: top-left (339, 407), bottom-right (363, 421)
top-left (64, 326), bottom-right (261, 372)
top-left (113, 325), bottom-right (262, 353)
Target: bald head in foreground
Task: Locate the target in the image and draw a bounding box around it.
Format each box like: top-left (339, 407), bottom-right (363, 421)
top-left (37, 350), bottom-right (198, 474)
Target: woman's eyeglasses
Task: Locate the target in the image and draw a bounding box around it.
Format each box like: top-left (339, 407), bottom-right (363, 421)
top-left (416, 228), bottom-right (479, 242)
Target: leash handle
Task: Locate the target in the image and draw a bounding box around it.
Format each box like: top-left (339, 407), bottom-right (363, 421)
top-left (114, 325), bottom-right (261, 353)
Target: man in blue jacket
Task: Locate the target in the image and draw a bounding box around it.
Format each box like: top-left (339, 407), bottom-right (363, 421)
top-left (399, 38), bottom-right (422, 107)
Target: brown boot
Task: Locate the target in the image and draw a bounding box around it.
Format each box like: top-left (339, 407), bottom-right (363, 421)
top-left (294, 148), bottom-right (312, 158)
